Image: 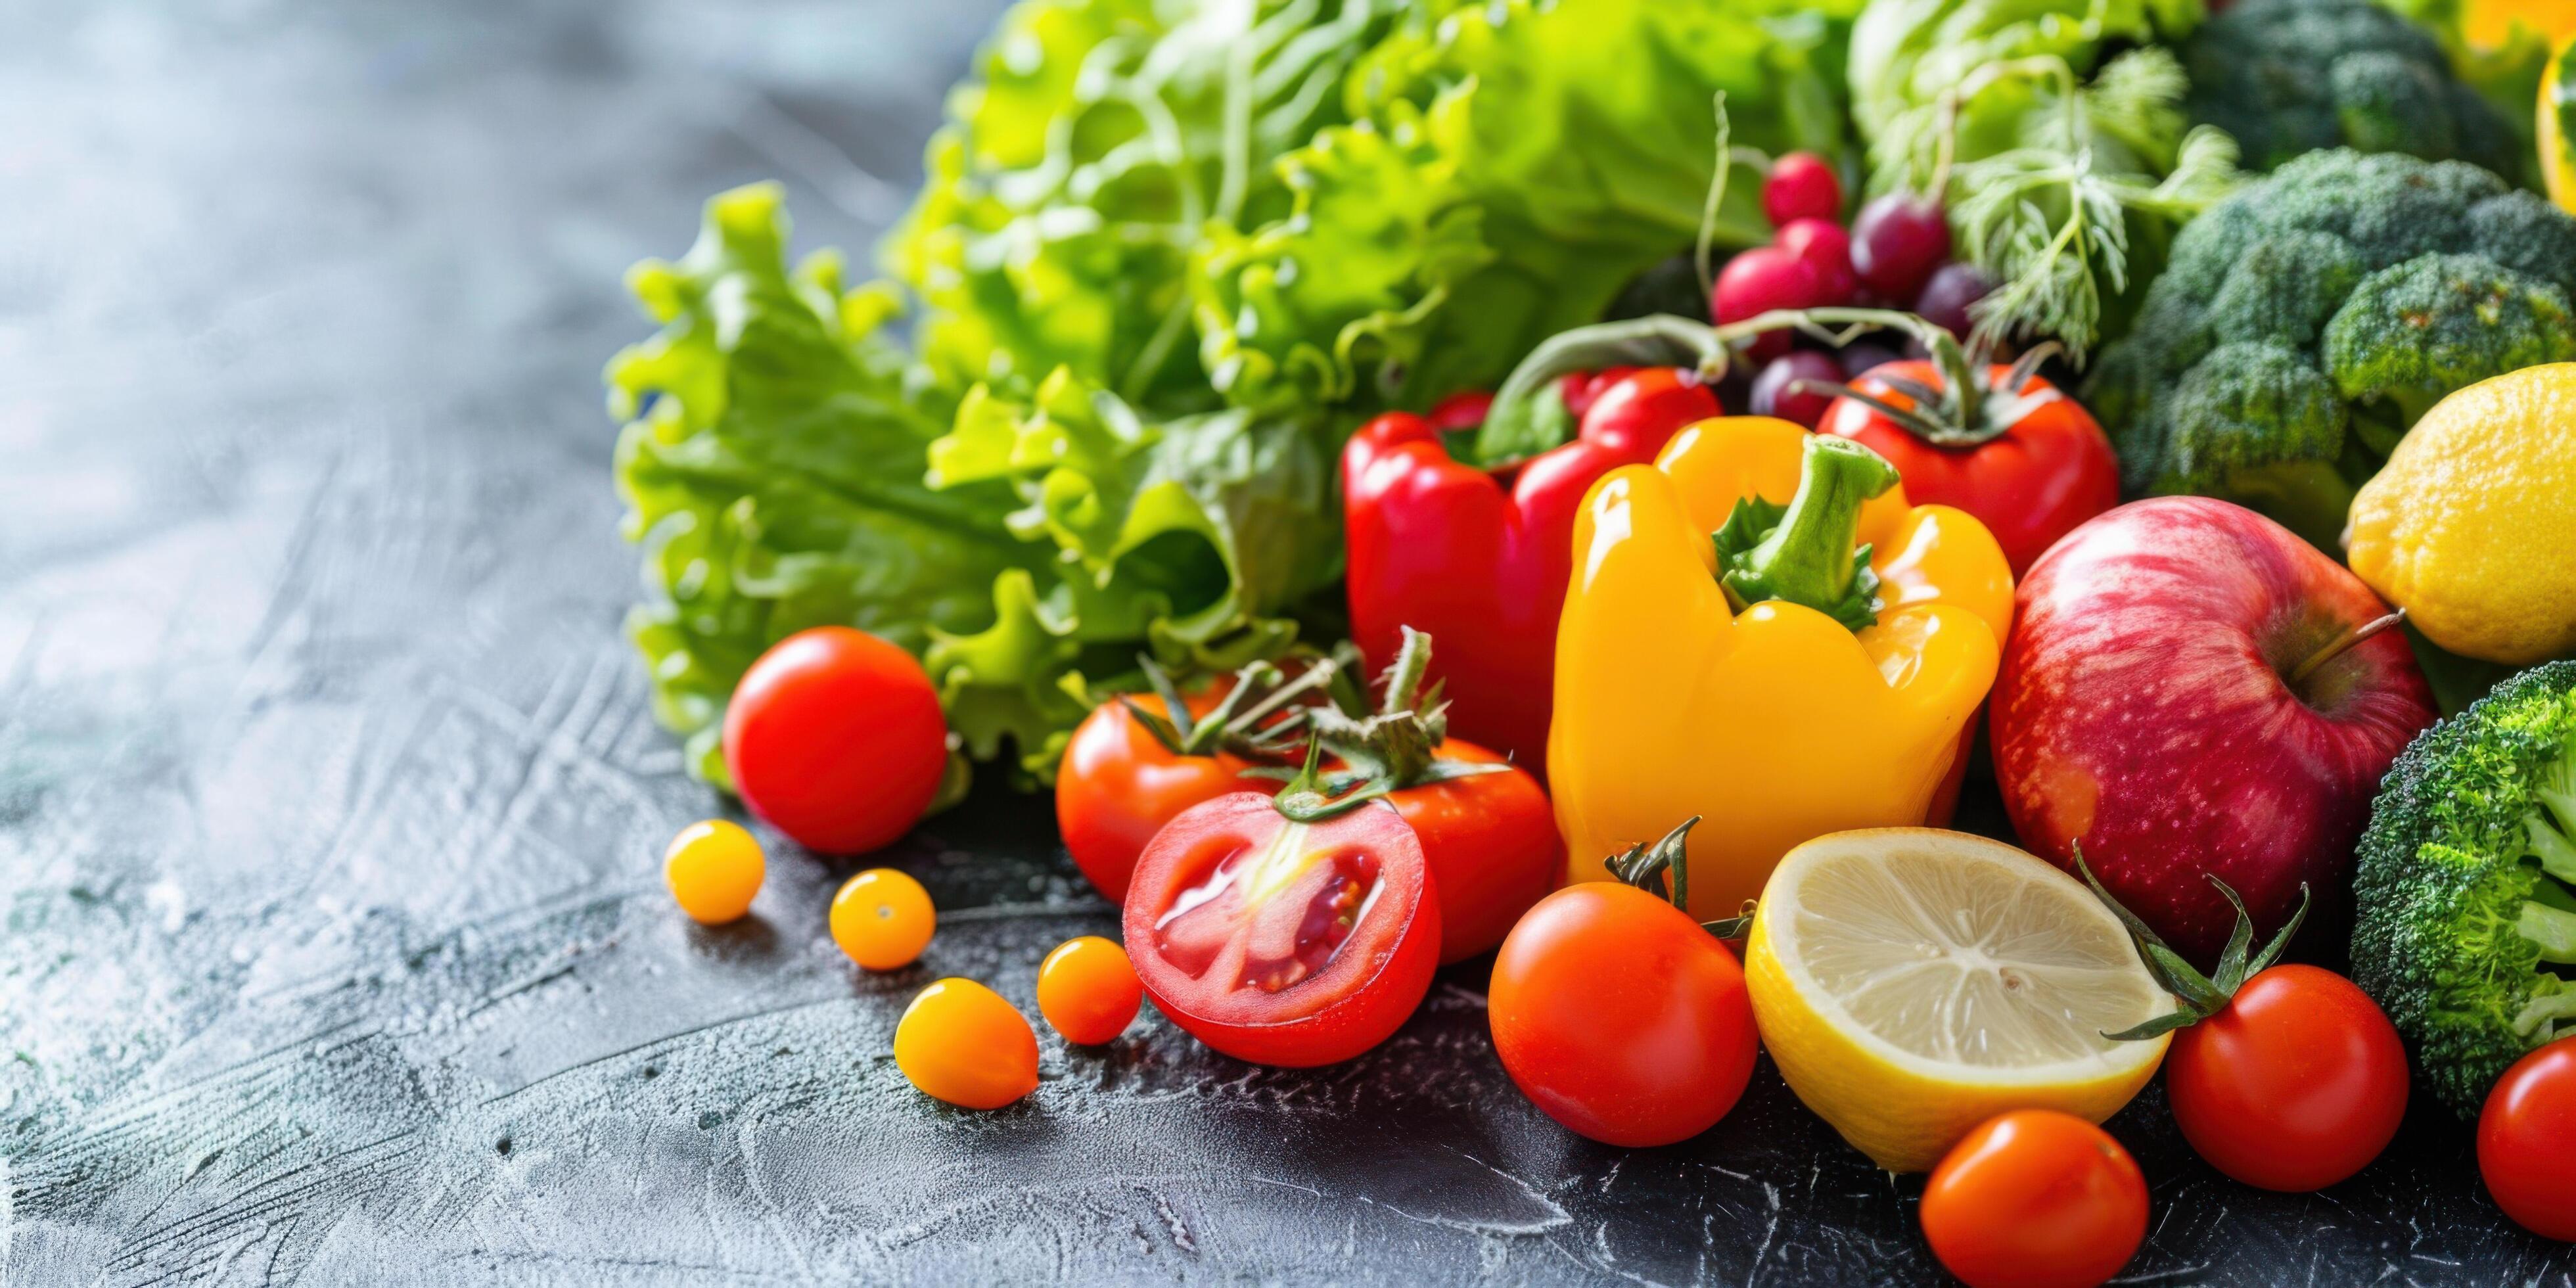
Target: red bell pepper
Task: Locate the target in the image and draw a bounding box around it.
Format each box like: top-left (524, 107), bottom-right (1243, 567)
top-left (1341, 368), bottom-right (1720, 768)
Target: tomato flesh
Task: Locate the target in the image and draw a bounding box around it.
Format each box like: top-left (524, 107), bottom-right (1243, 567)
top-left (1124, 794), bottom-right (1437, 1067)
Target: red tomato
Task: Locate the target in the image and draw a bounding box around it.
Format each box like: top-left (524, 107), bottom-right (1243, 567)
top-left (2480, 1036), bottom-right (2576, 1241)
top-left (1819, 357), bottom-right (2119, 576)
top-left (722, 627), bottom-right (946, 854)
top-left (1488, 883), bottom-right (1756, 1146)
top-left (1921, 1110), bottom-right (2148, 1288)
top-left (1387, 739), bottom-right (1562, 963)
top-left (2165, 963), bottom-right (2408, 1191)
top-left (1122, 793), bottom-right (1438, 1067)
top-left (1056, 683), bottom-right (1272, 904)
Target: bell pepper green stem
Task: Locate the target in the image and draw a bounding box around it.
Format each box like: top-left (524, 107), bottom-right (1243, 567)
top-left (1718, 436), bottom-right (1897, 628)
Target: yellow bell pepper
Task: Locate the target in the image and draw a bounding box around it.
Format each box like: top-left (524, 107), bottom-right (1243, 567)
top-left (1549, 417), bottom-right (2015, 919)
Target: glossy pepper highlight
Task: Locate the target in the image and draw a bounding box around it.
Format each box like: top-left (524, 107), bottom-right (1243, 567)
top-left (1342, 369), bottom-right (1719, 767)
top-left (1550, 419), bottom-right (2013, 919)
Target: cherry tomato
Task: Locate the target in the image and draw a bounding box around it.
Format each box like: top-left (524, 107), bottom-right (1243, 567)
top-left (1488, 883), bottom-right (1756, 1147)
top-left (1122, 793), bottom-right (1438, 1067)
top-left (1818, 357), bottom-right (2118, 575)
top-left (1037, 936), bottom-right (1144, 1045)
top-left (1385, 739), bottom-right (1563, 963)
top-left (894, 978), bottom-right (1039, 1110)
top-left (722, 626), bottom-right (946, 854)
top-left (2165, 963), bottom-right (2408, 1191)
top-left (1921, 1110), bottom-right (2148, 1288)
top-left (831, 867), bottom-right (935, 971)
top-left (662, 819), bottom-right (764, 925)
top-left (2480, 1036), bottom-right (2576, 1241)
top-left (1057, 681), bottom-right (1274, 904)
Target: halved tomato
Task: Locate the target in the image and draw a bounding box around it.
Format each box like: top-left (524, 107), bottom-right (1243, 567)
top-left (1122, 793), bottom-right (1439, 1067)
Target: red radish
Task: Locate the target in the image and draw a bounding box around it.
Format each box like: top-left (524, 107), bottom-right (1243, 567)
top-left (1763, 152), bottom-right (1843, 227)
top-left (1712, 248), bottom-right (1827, 361)
top-left (1775, 218), bottom-right (1856, 303)
top-left (1749, 351), bottom-right (1841, 428)
top-left (1852, 192), bottom-right (1951, 301)
top-left (1990, 499), bottom-right (2438, 963)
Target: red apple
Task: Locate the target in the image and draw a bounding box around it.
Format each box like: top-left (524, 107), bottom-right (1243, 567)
top-left (1990, 497), bottom-right (2436, 965)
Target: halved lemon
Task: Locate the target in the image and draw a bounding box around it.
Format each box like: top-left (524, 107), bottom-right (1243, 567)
top-left (1743, 829), bottom-right (2172, 1173)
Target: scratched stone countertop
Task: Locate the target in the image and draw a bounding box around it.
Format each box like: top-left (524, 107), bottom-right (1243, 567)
top-left (0, 2), bottom-right (2567, 1285)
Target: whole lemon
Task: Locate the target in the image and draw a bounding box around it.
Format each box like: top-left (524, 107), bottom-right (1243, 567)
top-left (2347, 364), bottom-right (2576, 666)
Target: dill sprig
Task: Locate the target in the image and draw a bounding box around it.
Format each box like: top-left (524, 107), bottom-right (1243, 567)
top-left (1875, 47), bottom-right (2242, 367)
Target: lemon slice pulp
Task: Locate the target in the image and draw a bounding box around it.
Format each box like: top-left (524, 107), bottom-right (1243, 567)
top-left (1745, 828), bottom-right (2172, 1172)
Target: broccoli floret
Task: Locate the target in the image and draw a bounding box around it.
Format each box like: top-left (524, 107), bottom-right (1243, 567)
top-left (2353, 661), bottom-right (2576, 1116)
top-left (2086, 150), bottom-right (2576, 549)
top-left (2209, 230), bottom-right (2368, 350)
top-left (2468, 190), bottom-right (2576, 301)
top-left (2183, 0), bottom-right (2523, 177)
top-left (2324, 254), bottom-right (2576, 423)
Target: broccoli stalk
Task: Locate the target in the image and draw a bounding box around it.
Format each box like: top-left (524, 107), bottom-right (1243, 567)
top-left (2353, 661), bottom-right (2576, 1115)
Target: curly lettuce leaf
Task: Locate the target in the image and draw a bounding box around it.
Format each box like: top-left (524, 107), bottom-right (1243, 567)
top-left (1193, 0), bottom-right (1863, 415)
top-left (929, 365), bottom-right (1338, 659)
top-left (1854, 0), bottom-right (2194, 176)
top-left (612, 186), bottom-right (1335, 789)
top-left (611, 184), bottom-right (1042, 785)
top-left (886, 0), bottom-right (1403, 412)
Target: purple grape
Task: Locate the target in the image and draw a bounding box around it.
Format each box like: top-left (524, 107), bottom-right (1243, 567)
top-left (1913, 262), bottom-right (1996, 339)
top-left (1836, 340), bottom-right (1904, 379)
top-left (1851, 193), bottom-right (1950, 302)
top-left (1749, 350), bottom-right (1844, 429)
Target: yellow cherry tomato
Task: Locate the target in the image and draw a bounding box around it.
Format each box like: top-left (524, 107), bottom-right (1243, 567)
top-left (831, 867), bottom-right (934, 969)
top-left (894, 978), bottom-right (1040, 1109)
top-left (663, 819), bottom-right (763, 925)
top-left (1036, 936), bottom-right (1143, 1045)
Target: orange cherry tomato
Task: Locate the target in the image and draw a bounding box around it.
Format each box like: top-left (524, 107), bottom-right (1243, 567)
top-left (2480, 1036), bottom-right (2576, 1241)
top-left (662, 819), bottom-right (764, 925)
top-left (1488, 883), bottom-right (1756, 1146)
top-left (831, 867), bottom-right (934, 970)
top-left (2166, 964), bottom-right (2408, 1191)
top-left (1920, 1110), bottom-right (2148, 1288)
top-left (1037, 936), bottom-right (1144, 1045)
top-left (894, 978), bottom-right (1039, 1110)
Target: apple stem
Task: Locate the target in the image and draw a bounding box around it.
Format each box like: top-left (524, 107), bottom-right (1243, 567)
top-left (2287, 609), bottom-right (2408, 690)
